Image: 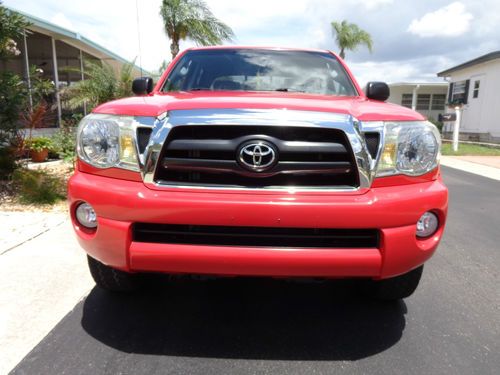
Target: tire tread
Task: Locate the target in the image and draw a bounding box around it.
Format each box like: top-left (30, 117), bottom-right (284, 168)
top-left (371, 265), bottom-right (424, 300)
top-left (87, 256), bottom-right (138, 292)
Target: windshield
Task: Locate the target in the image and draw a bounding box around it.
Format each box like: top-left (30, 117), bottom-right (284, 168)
top-left (162, 49), bottom-right (358, 96)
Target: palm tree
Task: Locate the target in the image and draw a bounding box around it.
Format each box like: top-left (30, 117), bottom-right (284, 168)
top-left (160, 0), bottom-right (234, 59)
top-left (62, 59), bottom-right (135, 111)
top-left (331, 20), bottom-right (373, 59)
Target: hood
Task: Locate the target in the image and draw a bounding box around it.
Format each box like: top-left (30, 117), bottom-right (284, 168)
top-left (93, 91), bottom-right (425, 122)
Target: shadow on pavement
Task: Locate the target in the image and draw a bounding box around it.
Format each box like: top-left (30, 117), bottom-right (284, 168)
top-left (81, 276), bottom-right (407, 361)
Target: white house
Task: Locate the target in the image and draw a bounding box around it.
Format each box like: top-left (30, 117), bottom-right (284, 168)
top-left (437, 51), bottom-right (500, 143)
top-left (1, 6), bottom-right (147, 127)
top-left (388, 83), bottom-right (448, 121)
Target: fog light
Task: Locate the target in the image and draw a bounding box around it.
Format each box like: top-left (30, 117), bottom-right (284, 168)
top-left (416, 211), bottom-right (438, 238)
top-left (75, 202), bottom-right (97, 229)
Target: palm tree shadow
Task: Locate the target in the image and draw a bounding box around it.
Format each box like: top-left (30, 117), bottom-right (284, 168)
top-left (81, 277), bottom-right (407, 361)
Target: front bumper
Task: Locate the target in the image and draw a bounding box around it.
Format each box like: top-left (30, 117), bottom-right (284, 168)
top-left (68, 170), bottom-right (448, 279)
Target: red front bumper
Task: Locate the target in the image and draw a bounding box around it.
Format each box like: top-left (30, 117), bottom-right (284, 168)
top-left (68, 170), bottom-right (448, 279)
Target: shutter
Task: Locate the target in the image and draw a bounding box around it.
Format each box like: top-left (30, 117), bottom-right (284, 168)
top-left (447, 82), bottom-right (454, 104)
top-left (463, 79), bottom-right (470, 104)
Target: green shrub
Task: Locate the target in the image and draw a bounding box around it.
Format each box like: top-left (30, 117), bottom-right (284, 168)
top-left (51, 126), bottom-right (76, 161)
top-left (61, 113), bottom-right (83, 127)
top-left (0, 146), bottom-right (17, 177)
top-left (25, 136), bottom-right (53, 152)
top-left (428, 117), bottom-right (443, 133)
top-left (12, 168), bottom-right (65, 204)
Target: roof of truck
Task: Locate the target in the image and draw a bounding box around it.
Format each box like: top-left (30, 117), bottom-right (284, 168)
top-left (185, 45), bottom-right (335, 54)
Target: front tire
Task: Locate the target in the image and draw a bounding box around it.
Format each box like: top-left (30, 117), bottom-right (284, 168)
top-left (370, 265), bottom-right (424, 301)
top-left (87, 256), bottom-right (139, 292)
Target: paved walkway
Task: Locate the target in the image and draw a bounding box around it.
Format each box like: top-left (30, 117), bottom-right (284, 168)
top-left (453, 155), bottom-right (500, 169)
top-left (0, 212), bottom-right (67, 255)
top-left (440, 156), bottom-right (500, 181)
top-left (0, 215), bottom-right (93, 374)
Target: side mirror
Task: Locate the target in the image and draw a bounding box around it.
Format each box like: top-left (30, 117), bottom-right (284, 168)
top-left (365, 82), bottom-right (390, 102)
top-left (132, 77), bottom-right (153, 95)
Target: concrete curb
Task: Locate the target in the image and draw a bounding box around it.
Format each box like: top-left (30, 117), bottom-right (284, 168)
top-left (440, 156), bottom-right (500, 181)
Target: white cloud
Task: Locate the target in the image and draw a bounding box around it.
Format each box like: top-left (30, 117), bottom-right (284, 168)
top-left (349, 54), bottom-right (458, 86)
top-left (4, 0), bottom-right (499, 82)
top-left (208, 0), bottom-right (308, 31)
top-left (356, 0), bottom-right (394, 10)
top-left (50, 12), bottom-right (74, 30)
top-left (407, 2), bottom-right (473, 38)
top-left (350, 61), bottom-right (420, 87)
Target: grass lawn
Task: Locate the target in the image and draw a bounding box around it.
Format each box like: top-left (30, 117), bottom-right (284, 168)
top-left (441, 142), bottom-right (500, 156)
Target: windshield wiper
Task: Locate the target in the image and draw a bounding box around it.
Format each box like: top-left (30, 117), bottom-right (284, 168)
top-left (274, 88), bottom-right (305, 92)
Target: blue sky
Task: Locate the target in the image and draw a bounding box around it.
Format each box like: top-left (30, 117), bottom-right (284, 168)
top-left (5, 0), bottom-right (500, 85)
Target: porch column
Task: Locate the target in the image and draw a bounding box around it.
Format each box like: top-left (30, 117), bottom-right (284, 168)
top-left (79, 49), bottom-right (87, 115)
top-left (51, 37), bottom-right (62, 126)
top-left (411, 85), bottom-right (420, 111)
top-left (22, 30), bottom-right (33, 110)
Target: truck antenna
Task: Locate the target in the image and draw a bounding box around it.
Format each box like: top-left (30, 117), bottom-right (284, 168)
top-left (135, 0), bottom-right (143, 76)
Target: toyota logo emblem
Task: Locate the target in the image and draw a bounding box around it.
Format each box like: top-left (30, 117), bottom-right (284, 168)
top-left (238, 141), bottom-right (278, 172)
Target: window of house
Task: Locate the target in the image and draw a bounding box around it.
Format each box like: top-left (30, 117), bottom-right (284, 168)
top-left (473, 80), bottom-right (480, 98)
top-left (401, 93), bottom-right (413, 108)
top-left (416, 94), bottom-right (431, 110)
top-left (431, 94), bottom-right (446, 110)
top-left (451, 80), bottom-right (467, 103)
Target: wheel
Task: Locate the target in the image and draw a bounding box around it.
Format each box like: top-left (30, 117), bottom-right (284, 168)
top-left (370, 265), bottom-right (424, 301)
top-left (87, 256), bottom-right (139, 292)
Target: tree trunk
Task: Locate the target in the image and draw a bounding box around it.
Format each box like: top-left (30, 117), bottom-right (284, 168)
top-left (339, 48), bottom-right (345, 59)
top-left (170, 39), bottom-right (180, 59)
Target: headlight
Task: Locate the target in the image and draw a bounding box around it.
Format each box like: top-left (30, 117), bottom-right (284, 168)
top-left (77, 114), bottom-right (139, 171)
top-left (376, 121), bottom-right (440, 177)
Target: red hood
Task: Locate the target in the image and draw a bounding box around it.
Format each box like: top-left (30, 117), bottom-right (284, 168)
top-left (93, 91), bottom-right (425, 122)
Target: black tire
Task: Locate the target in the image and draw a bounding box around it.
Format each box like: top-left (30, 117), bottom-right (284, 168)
top-left (87, 256), bottom-right (139, 292)
top-left (369, 265), bottom-right (424, 301)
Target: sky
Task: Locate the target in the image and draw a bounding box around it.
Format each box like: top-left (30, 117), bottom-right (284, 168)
top-left (4, 0), bottom-right (500, 86)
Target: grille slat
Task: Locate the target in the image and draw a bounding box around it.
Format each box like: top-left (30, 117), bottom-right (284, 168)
top-left (168, 139), bottom-right (234, 152)
top-left (168, 138), bottom-right (347, 155)
top-left (162, 158), bottom-right (351, 176)
top-left (155, 125), bottom-right (359, 188)
top-left (133, 223), bottom-right (380, 248)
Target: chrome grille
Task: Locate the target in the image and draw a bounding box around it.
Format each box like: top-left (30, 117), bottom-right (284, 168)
top-left (154, 125), bottom-right (359, 188)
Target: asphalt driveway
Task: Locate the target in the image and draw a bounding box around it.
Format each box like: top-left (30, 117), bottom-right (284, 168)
top-left (5, 166), bottom-right (500, 374)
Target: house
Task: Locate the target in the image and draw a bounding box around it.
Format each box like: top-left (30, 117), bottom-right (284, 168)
top-left (388, 82), bottom-right (448, 121)
top-left (437, 51), bottom-right (500, 143)
top-left (1, 6), bottom-right (146, 126)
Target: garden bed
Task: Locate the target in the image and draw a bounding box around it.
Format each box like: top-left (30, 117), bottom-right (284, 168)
top-left (0, 160), bottom-right (73, 212)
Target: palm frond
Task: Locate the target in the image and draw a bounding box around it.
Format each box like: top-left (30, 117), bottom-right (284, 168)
top-left (61, 59), bottom-right (133, 111)
top-left (160, 0), bottom-right (234, 57)
top-left (331, 20), bottom-right (373, 59)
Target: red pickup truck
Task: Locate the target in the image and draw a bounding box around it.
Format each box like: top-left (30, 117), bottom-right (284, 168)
top-left (69, 47), bottom-right (448, 300)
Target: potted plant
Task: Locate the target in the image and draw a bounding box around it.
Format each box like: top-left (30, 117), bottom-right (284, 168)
top-left (26, 137), bottom-right (53, 162)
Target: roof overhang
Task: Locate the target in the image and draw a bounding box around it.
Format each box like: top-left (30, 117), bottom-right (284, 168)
top-left (437, 51), bottom-right (500, 77)
top-left (389, 82), bottom-right (448, 89)
top-left (7, 6), bottom-right (150, 76)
